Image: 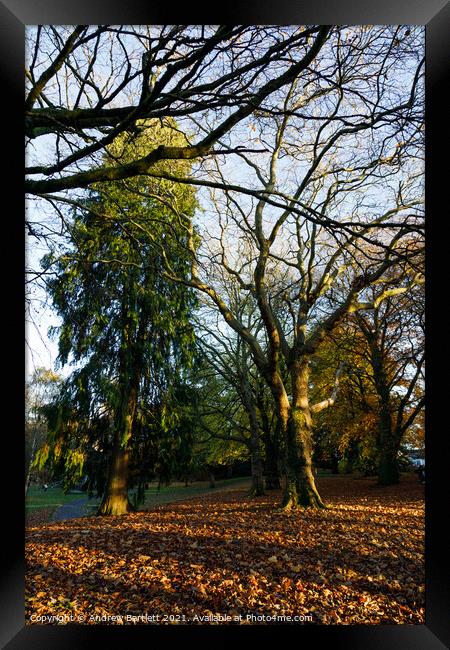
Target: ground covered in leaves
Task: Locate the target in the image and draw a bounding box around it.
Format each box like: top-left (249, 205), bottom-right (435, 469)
top-left (26, 507), bottom-right (57, 527)
top-left (26, 475), bottom-right (424, 625)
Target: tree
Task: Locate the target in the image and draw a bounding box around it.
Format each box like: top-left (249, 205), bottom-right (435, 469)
top-left (194, 275), bottom-right (285, 495)
top-left (195, 301), bottom-right (266, 496)
top-left (35, 124), bottom-right (199, 515)
top-left (25, 367), bottom-right (61, 493)
top-left (153, 27), bottom-right (424, 509)
top-left (25, 26), bottom-right (331, 195)
top-left (311, 323), bottom-right (383, 476)
top-left (311, 277), bottom-right (424, 485)
top-left (352, 285), bottom-right (424, 484)
top-left (28, 26), bottom-right (425, 513)
top-left (254, 374), bottom-right (283, 490)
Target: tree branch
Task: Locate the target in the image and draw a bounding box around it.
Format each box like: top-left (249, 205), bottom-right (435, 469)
top-left (310, 362), bottom-right (346, 413)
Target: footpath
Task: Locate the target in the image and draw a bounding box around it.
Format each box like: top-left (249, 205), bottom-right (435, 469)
top-left (51, 478), bottom-right (252, 521)
top-left (51, 497), bottom-right (89, 522)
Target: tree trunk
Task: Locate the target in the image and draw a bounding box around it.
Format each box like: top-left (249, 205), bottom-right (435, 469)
top-left (378, 451), bottom-right (399, 485)
top-left (98, 438), bottom-right (133, 515)
top-left (264, 450), bottom-right (281, 489)
top-left (365, 330), bottom-right (400, 486)
top-left (375, 382), bottom-right (400, 484)
top-left (98, 384), bottom-right (136, 515)
top-left (280, 408), bottom-right (325, 510)
top-left (249, 444), bottom-right (265, 496)
top-left (98, 394), bottom-right (136, 515)
top-left (375, 374), bottom-right (399, 485)
top-left (377, 410), bottom-right (400, 485)
top-left (247, 396), bottom-right (264, 497)
top-left (278, 359), bottom-right (326, 510)
top-left (242, 380), bottom-right (265, 497)
top-left (98, 283), bottom-right (142, 515)
top-left (98, 372), bottom-right (138, 515)
top-left (25, 431), bottom-right (38, 496)
top-left (257, 389), bottom-right (281, 490)
top-left (262, 424), bottom-right (281, 489)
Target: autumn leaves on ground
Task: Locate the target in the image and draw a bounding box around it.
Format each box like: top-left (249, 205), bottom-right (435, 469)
top-left (26, 475), bottom-right (424, 625)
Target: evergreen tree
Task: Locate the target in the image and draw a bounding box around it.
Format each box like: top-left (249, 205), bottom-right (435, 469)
top-left (36, 122), bottom-right (199, 514)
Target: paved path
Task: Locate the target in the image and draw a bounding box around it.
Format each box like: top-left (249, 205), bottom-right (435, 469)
top-left (51, 479), bottom-right (252, 521)
top-left (51, 497), bottom-right (90, 522)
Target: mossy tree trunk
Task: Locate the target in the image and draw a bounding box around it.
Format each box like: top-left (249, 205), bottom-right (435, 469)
top-left (98, 435), bottom-right (134, 515)
top-left (98, 379), bottom-right (138, 515)
top-left (280, 407), bottom-right (325, 510)
top-left (269, 358), bottom-right (325, 510)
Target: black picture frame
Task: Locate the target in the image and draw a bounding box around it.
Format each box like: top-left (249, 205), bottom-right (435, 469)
top-left (3, 2), bottom-right (449, 647)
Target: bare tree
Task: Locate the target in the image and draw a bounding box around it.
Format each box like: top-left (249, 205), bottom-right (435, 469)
top-left (194, 284), bottom-right (267, 496)
top-left (150, 26), bottom-right (424, 509)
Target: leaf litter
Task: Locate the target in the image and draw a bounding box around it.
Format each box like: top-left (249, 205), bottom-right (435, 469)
top-left (25, 475), bottom-right (424, 625)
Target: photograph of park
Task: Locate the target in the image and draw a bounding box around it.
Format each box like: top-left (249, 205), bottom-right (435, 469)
top-left (25, 25), bottom-right (425, 626)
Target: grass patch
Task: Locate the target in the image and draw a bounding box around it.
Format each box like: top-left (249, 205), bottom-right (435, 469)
top-left (140, 476), bottom-right (251, 507)
top-left (28, 475), bottom-right (336, 514)
top-left (25, 486), bottom-right (86, 512)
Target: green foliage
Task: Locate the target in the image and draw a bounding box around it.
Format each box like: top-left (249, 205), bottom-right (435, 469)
top-left (203, 435), bottom-right (249, 467)
top-left (353, 451), bottom-right (379, 477)
top-left (26, 368), bottom-right (62, 478)
top-left (37, 121), bottom-right (200, 494)
top-left (32, 443), bottom-right (49, 472)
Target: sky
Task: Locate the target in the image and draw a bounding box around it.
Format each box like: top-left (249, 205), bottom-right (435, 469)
top-left (26, 234), bottom-right (62, 379)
